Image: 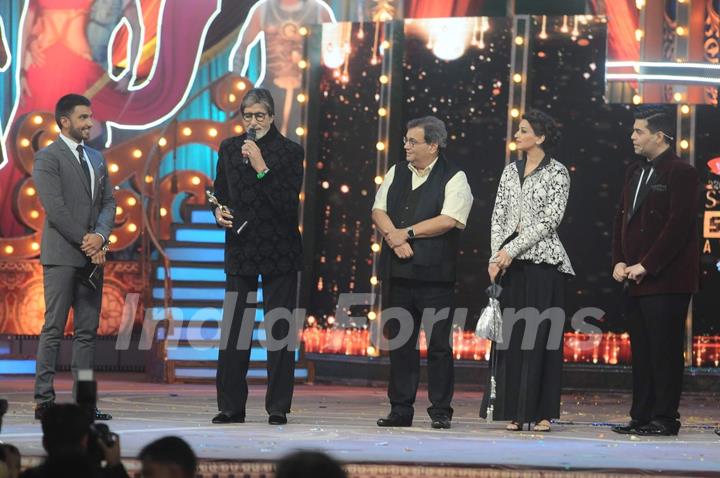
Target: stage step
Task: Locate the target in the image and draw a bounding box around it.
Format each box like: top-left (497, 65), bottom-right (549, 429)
top-left (154, 286), bottom-right (225, 301)
top-left (190, 209), bottom-right (216, 224)
top-left (0, 338), bottom-right (11, 355)
top-left (150, 301), bottom-right (264, 324)
top-left (149, 282), bottom-right (265, 308)
top-left (174, 228), bottom-right (225, 244)
top-left (152, 205), bottom-right (307, 384)
top-left (0, 356), bottom-right (36, 375)
top-left (156, 266), bottom-right (226, 282)
top-left (164, 246), bottom-right (224, 262)
top-left (166, 326), bottom-right (267, 342)
top-left (174, 367), bottom-right (308, 381)
top-left (166, 346), bottom-right (275, 362)
top-left (147, 306), bottom-right (264, 323)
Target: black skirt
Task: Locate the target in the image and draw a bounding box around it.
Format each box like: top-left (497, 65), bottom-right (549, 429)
top-left (480, 260), bottom-right (567, 424)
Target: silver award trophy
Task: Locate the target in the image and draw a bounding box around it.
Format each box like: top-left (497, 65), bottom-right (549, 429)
top-left (78, 244), bottom-right (109, 291)
top-left (206, 190), bottom-right (248, 235)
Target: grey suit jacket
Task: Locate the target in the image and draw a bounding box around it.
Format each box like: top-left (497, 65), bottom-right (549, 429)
top-left (32, 139), bottom-right (116, 267)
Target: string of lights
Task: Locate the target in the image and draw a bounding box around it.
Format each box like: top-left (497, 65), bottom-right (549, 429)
top-left (505, 15), bottom-right (530, 164)
top-left (368, 20), bottom-right (394, 358)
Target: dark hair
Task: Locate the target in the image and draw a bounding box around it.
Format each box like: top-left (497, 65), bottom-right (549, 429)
top-left (275, 451), bottom-right (347, 478)
top-left (139, 436), bottom-right (197, 477)
top-left (522, 109), bottom-right (560, 154)
top-left (55, 94), bottom-right (91, 128)
top-left (41, 452), bottom-right (96, 478)
top-left (41, 404), bottom-right (90, 456)
top-left (0, 443), bottom-right (20, 474)
top-left (0, 443), bottom-right (19, 460)
top-left (633, 105), bottom-right (674, 144)
top-left (240, 88), bottom-right (275, 116)
top-left (407, 115), bottom-right (448, 148)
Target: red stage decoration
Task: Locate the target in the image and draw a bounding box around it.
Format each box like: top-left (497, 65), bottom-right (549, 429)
top-left (110, 0), bottom-right (162, 77)
top-left (0, 260), bottom-right (144, 335)
top-left (302, 327), bottom-right (720, 367)
top-left (593, 0), bottom-right (640, 62)
top-left (708, 157), bottom-right (720, 176)
top-left (405, 0), bottom-right (478, 19)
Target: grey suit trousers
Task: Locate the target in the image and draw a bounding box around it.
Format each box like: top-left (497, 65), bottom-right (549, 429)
top-left (34, 265), bottom-right (103, 403)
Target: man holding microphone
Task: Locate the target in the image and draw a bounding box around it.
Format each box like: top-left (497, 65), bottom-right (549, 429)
top-left (211, 88), bottom-right (304, 426)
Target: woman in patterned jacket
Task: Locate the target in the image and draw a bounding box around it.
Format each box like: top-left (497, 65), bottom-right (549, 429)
top-left (480, 110), bottom-right (574, 432)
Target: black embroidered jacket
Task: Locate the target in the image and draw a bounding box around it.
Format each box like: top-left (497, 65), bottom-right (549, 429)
top-left (212, 124), bottom-right (304, 275)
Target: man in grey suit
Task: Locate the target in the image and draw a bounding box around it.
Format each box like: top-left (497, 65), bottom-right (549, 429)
top-left (32, 94), bottom-right (116, 421)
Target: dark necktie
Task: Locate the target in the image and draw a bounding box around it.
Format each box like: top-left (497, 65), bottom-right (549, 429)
top-left (77, 145), bottom-right (92, 191)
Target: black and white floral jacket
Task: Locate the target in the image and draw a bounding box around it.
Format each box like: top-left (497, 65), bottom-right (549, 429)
top-left (490, 157), bottom-right (575, 275)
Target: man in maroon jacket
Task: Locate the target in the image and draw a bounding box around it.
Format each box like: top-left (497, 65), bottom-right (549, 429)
top-left (611, 106), bottom-right (700, 436)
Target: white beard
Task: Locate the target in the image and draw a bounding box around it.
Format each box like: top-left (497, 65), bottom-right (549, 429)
top-left (254, 126), bottom-right (271, 140)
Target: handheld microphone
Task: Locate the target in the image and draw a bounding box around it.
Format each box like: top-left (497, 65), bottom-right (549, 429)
top-left (242, 128), bottom-right (257, 165)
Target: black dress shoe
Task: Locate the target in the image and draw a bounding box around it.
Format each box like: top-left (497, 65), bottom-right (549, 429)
top-left (634, 420), bottom-right (680, 436)
top-left (715, 428), bottom-right (719, 437)
top-left (430, 416), bottom-right (451, 429)
top-left (211, 412), bottom-right (245, 424)
top-left (611, 419), bottom-right (648, 435)
top-left (94, 408), bottom-right (112, 421)
top-left (268, 413), bottom-right (287, 425)
top-left (34, 401), bottom-right (54, 420)
top-left (377, 413), bottom-right (412, 427)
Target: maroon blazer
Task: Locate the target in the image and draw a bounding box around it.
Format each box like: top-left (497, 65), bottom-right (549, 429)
top-left (612, 148), bottom-right (701, 296)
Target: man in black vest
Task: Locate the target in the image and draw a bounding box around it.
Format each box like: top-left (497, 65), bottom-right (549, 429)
top-left (371, 116), bottom-right (473, 429)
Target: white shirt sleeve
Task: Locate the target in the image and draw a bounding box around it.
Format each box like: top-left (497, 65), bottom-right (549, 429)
top-left (440, 171), bottom-right (474, 228)
top-left (371, 165), bottom-right (396, 212)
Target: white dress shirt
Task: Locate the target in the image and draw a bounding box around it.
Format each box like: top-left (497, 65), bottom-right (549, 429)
top-left (372, 158), bottom-right (474, 228)
top-left (632, 163), bottom-right (654, 211)
top-left (59, 133), bottom-right (96, 199)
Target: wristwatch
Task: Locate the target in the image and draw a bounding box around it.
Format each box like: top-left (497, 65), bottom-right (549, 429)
top-left (406, 227), bottom-right (415, 239)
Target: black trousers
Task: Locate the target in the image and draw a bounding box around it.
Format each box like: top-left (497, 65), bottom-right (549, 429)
top-left (626, 293), bottom-right (690, 424)
top-left (479, 261), bottom-right (566, 424)
top-left (383, 278), bottom-right (455, 419)
top-left (216, 272), bottom-right (298, 415)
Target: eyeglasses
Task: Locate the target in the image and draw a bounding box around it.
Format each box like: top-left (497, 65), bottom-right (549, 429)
top-left (242, 112), bottom-right (268, 121)
top-left (402, 137), bottom-right (426, 147)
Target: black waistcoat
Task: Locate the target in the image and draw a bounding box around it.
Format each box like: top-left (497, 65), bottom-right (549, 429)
top-left (383, 155), bottom-right (462, 282)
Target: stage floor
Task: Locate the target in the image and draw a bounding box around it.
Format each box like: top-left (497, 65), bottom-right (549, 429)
top-left (1, 373), bottom-right (719, 476)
